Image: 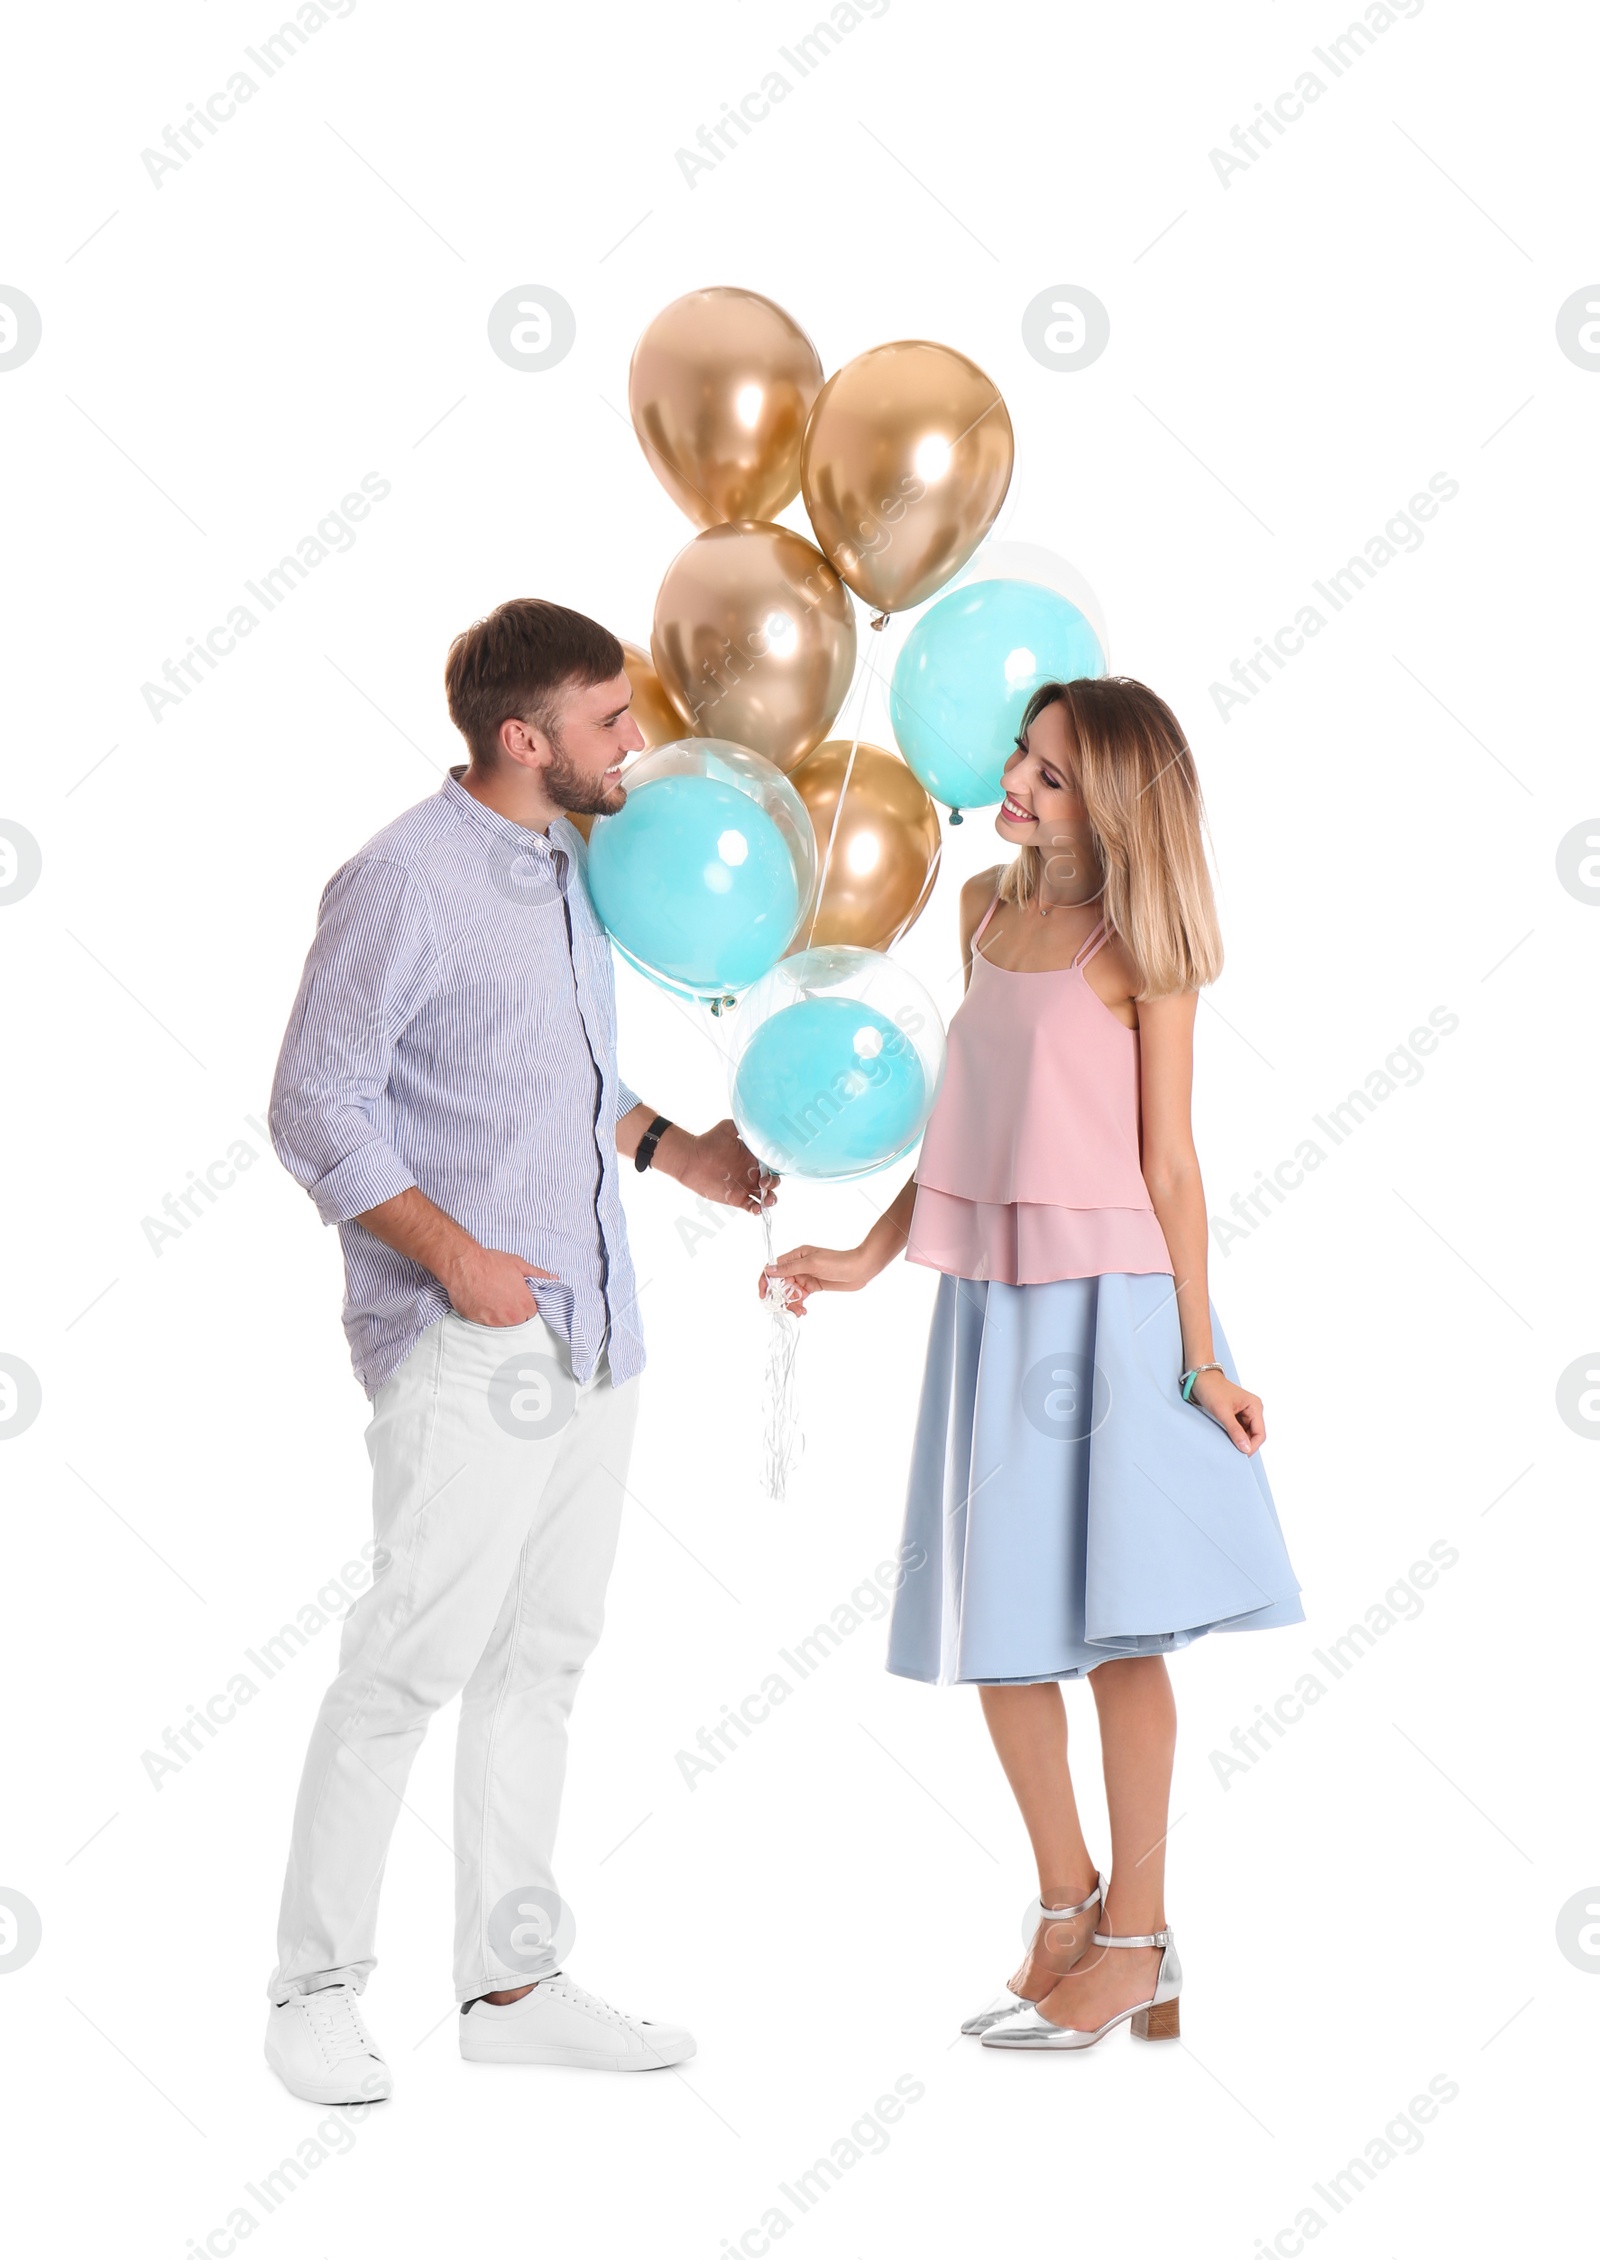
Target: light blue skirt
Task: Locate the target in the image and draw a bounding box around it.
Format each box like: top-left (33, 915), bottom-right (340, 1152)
top-left (886, 1273), bottom-right (1303, 1685)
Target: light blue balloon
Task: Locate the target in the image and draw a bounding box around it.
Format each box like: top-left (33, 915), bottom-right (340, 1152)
top-left (587, 773), bottom-right (801, 998)
top-left (732, 996), bottom-right (928, 1180)
top-left (890, 578), bottom-right (1105, 814)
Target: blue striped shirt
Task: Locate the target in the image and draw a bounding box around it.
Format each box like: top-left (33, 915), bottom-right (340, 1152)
top-left (270, 773), bottom-right (644, 1396)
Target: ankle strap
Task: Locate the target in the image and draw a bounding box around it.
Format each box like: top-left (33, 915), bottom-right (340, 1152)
top-left (1040, 1878), bottom-right (1104, 1919)
top-left (1093, 1928), bottom-right (1172, 1949)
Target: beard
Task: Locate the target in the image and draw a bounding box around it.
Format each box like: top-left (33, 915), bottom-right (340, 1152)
top-left (544, 729), bottom-right (627, 819)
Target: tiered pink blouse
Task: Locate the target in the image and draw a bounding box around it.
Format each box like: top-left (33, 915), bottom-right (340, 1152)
top-left (906, 899), bottom-right (1173, 1285)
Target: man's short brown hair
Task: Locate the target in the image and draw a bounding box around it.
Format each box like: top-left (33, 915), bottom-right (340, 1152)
top-left (444, 598), bottom-right (624, 763)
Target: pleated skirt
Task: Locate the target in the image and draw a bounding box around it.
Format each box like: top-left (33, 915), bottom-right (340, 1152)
top-left (885, 1273), bottom-right (1304, 1685)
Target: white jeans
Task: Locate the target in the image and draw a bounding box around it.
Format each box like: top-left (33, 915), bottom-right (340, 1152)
top-left (269, 1310), bottom-right (639, 2005)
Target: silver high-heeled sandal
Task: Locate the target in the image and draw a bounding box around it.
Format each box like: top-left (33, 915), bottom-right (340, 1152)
top-left (959, 1873), bottom-right (1108, 2037)
top-left (980, 1924), bottom-right (1182, 2050)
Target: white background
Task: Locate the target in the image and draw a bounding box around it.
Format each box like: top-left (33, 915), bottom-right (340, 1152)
top-left (1, 1), bottom-right (1593, 2253)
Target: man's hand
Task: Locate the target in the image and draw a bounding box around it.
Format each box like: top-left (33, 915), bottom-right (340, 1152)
top-left (354, 1188), bottom-right (558, 1326)
top-left (442, 1246), bottom-right (558, 1327)
top-left (654, 1117), bottom-right (775, 1212)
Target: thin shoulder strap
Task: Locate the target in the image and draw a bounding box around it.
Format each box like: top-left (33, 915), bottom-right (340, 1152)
top-left (970, 883), bottom-right (1003, 955)
top-left (1071, 917), bottom-right (1112, 971)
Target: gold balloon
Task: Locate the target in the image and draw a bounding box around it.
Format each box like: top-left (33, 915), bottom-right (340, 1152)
top-left (652, 521), bottom-right (857, 774)
top-left (629, 288), bottom-right (824, 528)
top-left (786, 740), bottom-right (942, 952)
top-left (620, 640), bottom-right (681, 747)
top-left (800, 341), bottom-right (1014, 615)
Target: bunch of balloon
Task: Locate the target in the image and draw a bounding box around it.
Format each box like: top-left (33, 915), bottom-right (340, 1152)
top-left (603, 284), bottom-right (1021, 1029)
top-left (612, 286), bottom-right (1022, 1496)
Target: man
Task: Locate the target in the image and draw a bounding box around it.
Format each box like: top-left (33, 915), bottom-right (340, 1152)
top-left (263, 598), bottom-right (770, 2102)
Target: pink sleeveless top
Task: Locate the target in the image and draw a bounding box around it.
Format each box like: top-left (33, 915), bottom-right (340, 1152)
top-left (907, 891), bottom-right (1173, 1284)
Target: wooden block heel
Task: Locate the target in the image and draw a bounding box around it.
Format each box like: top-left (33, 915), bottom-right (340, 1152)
top-left (1130, 1996), bottom-right (1180, 2041)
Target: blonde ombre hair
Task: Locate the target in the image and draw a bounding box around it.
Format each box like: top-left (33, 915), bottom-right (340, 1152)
top-left (997, 677), bottom-right (1223, 996)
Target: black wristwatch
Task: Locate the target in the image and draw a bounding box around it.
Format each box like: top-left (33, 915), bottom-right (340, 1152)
top-left (634, 1114), bottom-right (673, 1172)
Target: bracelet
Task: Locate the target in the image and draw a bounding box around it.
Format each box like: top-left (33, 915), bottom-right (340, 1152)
top-left (634, 1114), bottom-right (673, 1173)
top-left (1180, 1363), bottom-right (1223, 1402)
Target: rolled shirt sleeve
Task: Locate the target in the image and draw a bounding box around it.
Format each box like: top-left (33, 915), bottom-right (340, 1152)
top-left (615, 1078), bottom-right (643, 1125)
top-left (270, 858), bottom-right (441, 1226)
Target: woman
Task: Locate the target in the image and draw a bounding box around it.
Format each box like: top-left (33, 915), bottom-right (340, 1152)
top-left (762, 676), bottom-right (1302, 2052)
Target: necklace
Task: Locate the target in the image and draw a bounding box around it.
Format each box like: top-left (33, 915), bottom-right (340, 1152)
top-left (1035, 881), bottom-right (1105, 918)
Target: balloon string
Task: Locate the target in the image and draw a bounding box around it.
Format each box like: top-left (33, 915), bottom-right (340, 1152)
top-left (763, 609), bottom-right (888, 1497)
top-left (804, 608), bottom-right (887, 950)
top-left (885, 830), bottom-right (943, 955)
top-left (758, 1168), bottom-right (804, 1500)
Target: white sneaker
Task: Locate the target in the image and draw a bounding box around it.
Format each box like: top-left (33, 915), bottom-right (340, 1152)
top-left (265, 1983), bottom-right (393, 2104)
top-left (458, 1974), bottom-right (696, 2071)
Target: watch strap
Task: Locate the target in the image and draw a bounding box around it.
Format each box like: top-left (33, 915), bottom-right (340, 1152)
top-left (634, 1114), bottom-right (673, 1172)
